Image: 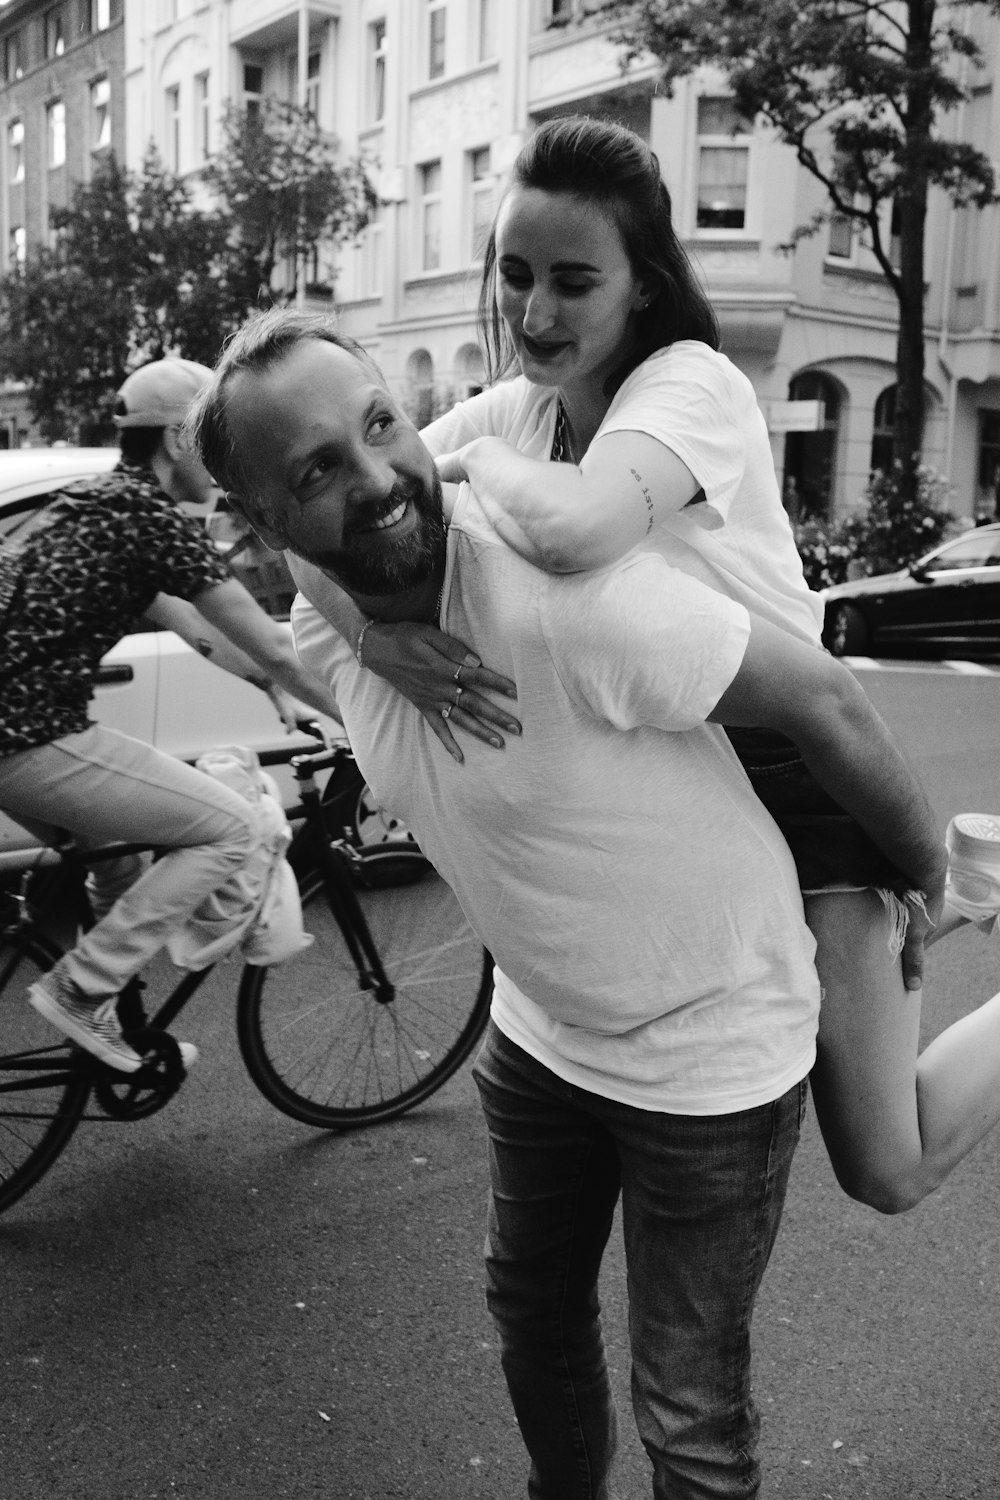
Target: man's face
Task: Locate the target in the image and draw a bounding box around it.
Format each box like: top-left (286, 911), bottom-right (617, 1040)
top-left (225, 340), bottom-right (446, 597)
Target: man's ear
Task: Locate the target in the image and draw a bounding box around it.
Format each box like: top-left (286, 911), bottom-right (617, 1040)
top-left (227, 491), bottom-right (287, 553)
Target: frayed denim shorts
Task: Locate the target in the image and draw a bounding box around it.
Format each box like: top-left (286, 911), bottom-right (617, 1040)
top-left (726, 727), bottom-right (921, 952)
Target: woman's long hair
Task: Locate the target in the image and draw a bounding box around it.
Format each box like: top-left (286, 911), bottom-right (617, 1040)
top-left (479, 115), bottom-right (720, 392)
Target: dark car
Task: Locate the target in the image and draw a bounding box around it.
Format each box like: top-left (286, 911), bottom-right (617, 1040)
top-left (820, 522), bottom-right (1000, 660)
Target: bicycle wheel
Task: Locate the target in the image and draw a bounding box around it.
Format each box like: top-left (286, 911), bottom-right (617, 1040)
top-left (237, 861), bottom-right (492, 1128)
top-left (0, 929), bottom-right (91, 1214)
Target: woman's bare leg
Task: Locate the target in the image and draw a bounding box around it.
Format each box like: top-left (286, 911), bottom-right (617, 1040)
top-left (806, 888), bottom-right (1000, 1214)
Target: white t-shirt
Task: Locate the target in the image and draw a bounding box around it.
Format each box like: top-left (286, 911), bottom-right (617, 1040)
top-left (291, 486), bottom-right (819, 1116)
top-left (422, 341), bottom-right (825, 647)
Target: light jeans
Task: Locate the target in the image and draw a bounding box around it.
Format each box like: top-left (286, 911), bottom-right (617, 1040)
top-left (0, 725), bottom-right (257, 996)
top-left (472, 1022), bottom-right (806, 1500)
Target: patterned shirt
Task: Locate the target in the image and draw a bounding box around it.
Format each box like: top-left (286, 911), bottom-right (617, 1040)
top-left (0, 463), bottom-right (230, 756)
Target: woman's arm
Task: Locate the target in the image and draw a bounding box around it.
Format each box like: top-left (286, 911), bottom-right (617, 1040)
top-left (447, 431), bottom-right (701, 573)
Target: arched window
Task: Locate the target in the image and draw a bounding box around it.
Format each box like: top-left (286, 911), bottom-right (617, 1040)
top-left (455, 343), bottom-right (485, 399)
top-left (782, 372), bottom-right (842, 520)
top-left (406, 349), bottom-right (435, 428)
top-left (871, 386), bottom-right (896, 474)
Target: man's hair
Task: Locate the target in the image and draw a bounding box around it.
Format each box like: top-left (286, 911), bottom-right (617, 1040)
top-left (479, 114), bottom-right (720, 392)
top-left (188, 309), bottom-right (386, 510)
top-left (114, 403), bottom-right (162, 468)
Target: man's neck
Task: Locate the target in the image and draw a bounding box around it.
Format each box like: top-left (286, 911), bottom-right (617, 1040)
top-left (349, 568), bottom-right (444, 626)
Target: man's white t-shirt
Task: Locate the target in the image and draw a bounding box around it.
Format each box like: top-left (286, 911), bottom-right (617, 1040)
top-left (422, 341), bottom-right (825, 648)
top-left (291, 487), bottom-right (820, 1117)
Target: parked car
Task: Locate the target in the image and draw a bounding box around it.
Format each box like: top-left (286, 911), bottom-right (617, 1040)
top-left (820, 522), bottom-right (1000, 660)
top-left (0, 447), bottom-right (345, 870)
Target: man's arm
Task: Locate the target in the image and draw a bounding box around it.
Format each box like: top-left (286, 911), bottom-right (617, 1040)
top-left (151, 579), bottom-right (341, 727)
top-left (711, 614), bottom-right (947, 982)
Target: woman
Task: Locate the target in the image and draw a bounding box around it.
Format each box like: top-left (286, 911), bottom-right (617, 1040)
top-left (310, 115), bottom-right (1000, 1215)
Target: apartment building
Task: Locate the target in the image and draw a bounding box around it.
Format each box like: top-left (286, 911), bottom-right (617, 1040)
top-left (2, 0), bottom-right (998, 522)
top-left (0, 0), bottom-right (124, 444)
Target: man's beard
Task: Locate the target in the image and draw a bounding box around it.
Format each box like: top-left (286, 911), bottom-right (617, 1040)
top-left (307, 471), bottom-right (447, 596)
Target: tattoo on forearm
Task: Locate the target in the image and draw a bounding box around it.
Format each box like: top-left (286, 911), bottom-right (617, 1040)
top-left (629, 467), bottom-right (655, 535)
top-left (194, 638), bottom-right (214, 660)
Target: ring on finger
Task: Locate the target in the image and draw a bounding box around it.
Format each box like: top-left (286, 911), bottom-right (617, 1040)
top-left (453, 663), bottom-right (464, 683)
top-left (454, 685), bottom-right (464, 706)
top-left (441, 704), bottom-right (453, 720)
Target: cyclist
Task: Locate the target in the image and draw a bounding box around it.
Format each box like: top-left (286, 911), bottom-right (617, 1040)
top-left (0, 357), bottom-right (336, 1073)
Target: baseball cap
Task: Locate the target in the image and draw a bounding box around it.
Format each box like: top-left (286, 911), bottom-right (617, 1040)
top-left (113, 357), bottom-right (212, 429)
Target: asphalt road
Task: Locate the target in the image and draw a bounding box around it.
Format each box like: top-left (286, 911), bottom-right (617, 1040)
top-left (1, 662), bottom-right (998, 1500)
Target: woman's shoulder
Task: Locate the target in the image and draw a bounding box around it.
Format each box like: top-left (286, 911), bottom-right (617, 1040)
top-left (616, 342), bottom-right (754, 409)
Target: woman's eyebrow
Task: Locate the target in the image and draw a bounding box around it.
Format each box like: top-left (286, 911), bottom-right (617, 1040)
top-left (499, 251), bottom-right (601, 274)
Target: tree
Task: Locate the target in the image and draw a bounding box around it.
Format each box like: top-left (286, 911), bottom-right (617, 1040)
top-left (201, 98), bottom-right (376, 302)
top-left (0, 152), bottom-right (251, 440)
top-left (611, 0), bottom-right (1000, 498)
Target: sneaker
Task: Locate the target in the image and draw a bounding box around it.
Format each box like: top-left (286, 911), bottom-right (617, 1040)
top-left (177, 1042), bottom-right (199, 1073)
top-left (945, 814), bottom-right (1000, 930)
top-left (27, 968), bottom-right (143, 1073)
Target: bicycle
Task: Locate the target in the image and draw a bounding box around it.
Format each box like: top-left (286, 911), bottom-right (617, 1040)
top-left (0, 735), bottom-right (493, 1216)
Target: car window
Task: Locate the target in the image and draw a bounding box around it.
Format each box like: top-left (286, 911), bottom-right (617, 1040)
top-left (925, 530), bottom-right (1000, 572)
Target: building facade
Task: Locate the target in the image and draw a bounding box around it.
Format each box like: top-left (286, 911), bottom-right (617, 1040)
top-left (1, 0), bottom-right (998, 523)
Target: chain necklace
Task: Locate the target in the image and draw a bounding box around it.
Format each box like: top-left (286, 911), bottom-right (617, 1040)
top-left (551, 399), bottom-right (574, 464)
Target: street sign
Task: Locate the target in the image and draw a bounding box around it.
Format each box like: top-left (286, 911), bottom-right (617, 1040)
top-left (765, 400), bottom-right (826, 433)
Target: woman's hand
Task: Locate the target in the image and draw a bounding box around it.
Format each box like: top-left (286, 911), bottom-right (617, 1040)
top-left (360, 620), bottom-right (520, 764)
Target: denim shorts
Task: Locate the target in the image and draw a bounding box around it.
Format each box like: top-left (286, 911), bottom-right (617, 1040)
top-left (725, 727), bottom-right (909, 897)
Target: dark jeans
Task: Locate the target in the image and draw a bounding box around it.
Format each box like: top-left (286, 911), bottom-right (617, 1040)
top-left (473, 1023), bottom-right (806, 1500)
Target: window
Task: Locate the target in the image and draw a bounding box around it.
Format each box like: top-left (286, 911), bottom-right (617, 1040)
top-left (195, 72), bottom-right (210, 161)
top-left (469, 146), bottom-right (494, 260)
top-left (244, 62), bottom-right (264, 121)
top-left (9, 225), bottom-right (25, 267)
top-left (827, 212), bottom-right (854, 260)
top-left (45, 7), bottom-right (65, 58)
top-left (695, 97), bottom-right (751, 232)
top-left (478, 0), bottom-right (497, 60)
top-left (4, 33), bottom-right (22, 83)
top-left (361, 202), bottom-right (383, 296)
top-left (47, 101), bottom-right (66, 169)
top-left (977, 410), bottom-right (1000, 523)
top-left (165, 85), bottom-right (180, 171)
top-left (369, 20), bottom-right (387, 122)
top-left (782, 372), bottom-right (841, 521)
top-left (428, 0), bottom-right (446, 80)
top-left (89, 0), bottom-right (111, 30)
top-left (922, 530), bottom-right (1000, 572)
top-left (419, 160), bottom-right (442, 271)
top-left (91, 78), bottom-right (111, 154)
top-left (870, 386), bottom-right (895, 475)
top-left (8, 121), bottom-right (24, 185)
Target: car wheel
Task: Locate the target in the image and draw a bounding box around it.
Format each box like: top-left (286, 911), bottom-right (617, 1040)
top-left (826, 602), bottom-right (869, 657)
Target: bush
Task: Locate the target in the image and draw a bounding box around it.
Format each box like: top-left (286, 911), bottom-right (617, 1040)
top-left (793, 464), bottom-right (956, 590)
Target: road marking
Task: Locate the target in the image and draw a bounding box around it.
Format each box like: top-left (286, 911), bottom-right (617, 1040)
top-left (843, 656), bottom-right (1000, 676)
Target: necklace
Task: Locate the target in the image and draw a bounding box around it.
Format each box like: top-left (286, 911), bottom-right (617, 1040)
top-left (551, 400), bottom-right (574, 464)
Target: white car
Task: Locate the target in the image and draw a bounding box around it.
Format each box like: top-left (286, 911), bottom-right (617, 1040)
top-left (0, 447), bottom-right (343, 871)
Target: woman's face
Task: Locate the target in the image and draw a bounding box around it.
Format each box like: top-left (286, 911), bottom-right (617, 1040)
top-left (493, 186), bottom-right (650, 402)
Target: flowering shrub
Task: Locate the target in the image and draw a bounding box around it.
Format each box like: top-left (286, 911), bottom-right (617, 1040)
top-left (793, 464), bottom-right (956, 589)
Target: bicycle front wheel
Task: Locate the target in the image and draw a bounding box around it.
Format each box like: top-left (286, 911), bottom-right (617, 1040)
top-left (237, 865), bottom-right (492, 1128)
top-left (0, 930), bottom-right (91, 1215)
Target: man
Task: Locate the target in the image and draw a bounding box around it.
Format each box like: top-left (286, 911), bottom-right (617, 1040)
top-left (0, 356), bottom-right (335, 1073)
top-left (191, 311), bottom-right (945, 1499)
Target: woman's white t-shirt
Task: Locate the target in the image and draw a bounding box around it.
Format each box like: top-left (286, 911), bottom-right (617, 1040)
top-left (422, 340), bottom-right (825, 647)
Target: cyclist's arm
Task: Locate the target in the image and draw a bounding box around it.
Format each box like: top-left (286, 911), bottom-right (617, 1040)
top-left (161, 578), bottom-right (341, 726)
top-left (443, 431), bottom-right (700, 573)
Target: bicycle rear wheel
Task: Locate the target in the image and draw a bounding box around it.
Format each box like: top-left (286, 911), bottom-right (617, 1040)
top-left (0, 930), bottom-right (91, 1214)
top-left (236, 862), bottom-right (492, 1128)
